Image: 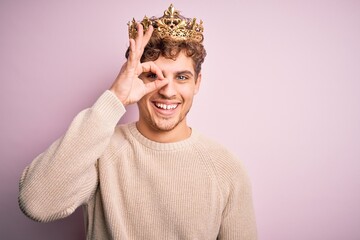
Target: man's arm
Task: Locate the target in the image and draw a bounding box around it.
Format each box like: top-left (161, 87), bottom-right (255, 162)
top-left (218, 172), bottom-right (257, 239)
top-left (18, 23), bottom-right (168, 222)
top-left (18, 91), bottom-right (125, 222)
top-left (214, 153), bottom-right (257, 240)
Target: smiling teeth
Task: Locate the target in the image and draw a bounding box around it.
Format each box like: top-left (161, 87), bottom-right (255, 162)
top-left (155, 103), bottom-right (177, 110)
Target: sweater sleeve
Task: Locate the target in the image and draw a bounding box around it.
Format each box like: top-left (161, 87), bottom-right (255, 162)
top-left (218, 168), bottom-right (257, 239)
top-left (213, 150), bottom-right (258, 240)
top-left (18, 90), bottom-right (126, 222)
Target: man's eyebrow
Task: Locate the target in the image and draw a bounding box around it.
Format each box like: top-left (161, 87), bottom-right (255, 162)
top-left (175, 70), bottom-right (194, 76)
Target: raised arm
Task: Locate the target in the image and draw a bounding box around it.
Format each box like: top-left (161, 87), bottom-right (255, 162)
top-left (18, 91), bottom-right (125, 222)
top-left (18, 23), bottom-right (168, 223)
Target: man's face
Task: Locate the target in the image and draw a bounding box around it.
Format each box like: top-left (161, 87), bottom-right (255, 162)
top-left (137, 51), bottom-right (201, 134)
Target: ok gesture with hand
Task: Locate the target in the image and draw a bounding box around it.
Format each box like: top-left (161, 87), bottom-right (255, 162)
top-left (110, 23), bottom-right (168, 106)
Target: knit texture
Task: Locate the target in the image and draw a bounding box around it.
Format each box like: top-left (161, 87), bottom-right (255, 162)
top-left (19, 90), bottom-right (257, 239)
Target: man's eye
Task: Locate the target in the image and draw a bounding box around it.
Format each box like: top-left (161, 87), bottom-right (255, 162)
top-left (147, 73), bottom-right (157, 79)
top-left (177, 75), bottom-right (188, 81)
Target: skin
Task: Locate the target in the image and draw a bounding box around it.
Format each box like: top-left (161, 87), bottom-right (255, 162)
top-left (137, 53), bottom-right (201, 143)
top-left (110, 24), bottom-right (201, 143)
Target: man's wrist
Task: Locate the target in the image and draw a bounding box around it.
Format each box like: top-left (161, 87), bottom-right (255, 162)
top-left (109, 88), bottom-right (128, 106)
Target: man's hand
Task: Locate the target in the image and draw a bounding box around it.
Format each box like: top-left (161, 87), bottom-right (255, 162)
top-left (110, 23), bottom-right (168, 106)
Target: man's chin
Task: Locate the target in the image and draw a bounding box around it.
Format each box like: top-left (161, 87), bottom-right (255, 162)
top-left (151, 118), bottom-right (181, 132)
top-left (152, 122), bottom-right (177, 132)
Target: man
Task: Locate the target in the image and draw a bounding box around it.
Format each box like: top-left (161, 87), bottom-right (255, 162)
top-left (19, 4), bottom-right (257, 239)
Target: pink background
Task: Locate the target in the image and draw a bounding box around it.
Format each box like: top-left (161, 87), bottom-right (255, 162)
top-left (1, 0), bottom-right (359, 239)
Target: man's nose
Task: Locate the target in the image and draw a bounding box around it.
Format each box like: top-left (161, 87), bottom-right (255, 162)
top-left (158, 78), bottom-right (176, 98)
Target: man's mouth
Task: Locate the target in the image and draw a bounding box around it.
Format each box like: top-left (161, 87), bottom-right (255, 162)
top-left (154, 102), bottom-right (179, 110)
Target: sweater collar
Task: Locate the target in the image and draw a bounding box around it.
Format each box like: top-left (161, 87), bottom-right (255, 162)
top-left (127, 122), bottom-right (199, 151)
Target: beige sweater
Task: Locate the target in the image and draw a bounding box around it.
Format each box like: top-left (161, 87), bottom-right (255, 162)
top-left (19, 91), bottom-right (257, 240)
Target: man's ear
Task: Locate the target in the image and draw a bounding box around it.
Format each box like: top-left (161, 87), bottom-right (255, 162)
top-left (194, 72), bottom-right (202, 95)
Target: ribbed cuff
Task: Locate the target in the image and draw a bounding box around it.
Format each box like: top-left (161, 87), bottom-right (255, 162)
top-left (92, 90), bottom-right (127, 126)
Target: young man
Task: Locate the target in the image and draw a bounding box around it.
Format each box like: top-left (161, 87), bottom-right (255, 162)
top-left (19, 5), bottom-right (257, 239)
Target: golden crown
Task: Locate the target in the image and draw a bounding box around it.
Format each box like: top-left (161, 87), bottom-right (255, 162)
top-left (128, 4), bottom-right (204, 42)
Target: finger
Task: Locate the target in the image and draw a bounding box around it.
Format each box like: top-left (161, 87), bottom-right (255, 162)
top-left (126, 39), bottom-right (138, 73)
top-left (135, 23), bottom-right (144, 53)
top-left (140, 61), bottom-right (165, 80)
top-left (144, 79), bottom-right (169, 95)
top-left (141, 25), bottom-right (154, 50)
top-left (127, 38), bottom-right (136, 63)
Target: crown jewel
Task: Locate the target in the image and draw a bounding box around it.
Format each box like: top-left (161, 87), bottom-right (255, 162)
top-left (128, 4), bottom-right (204, 42)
